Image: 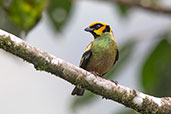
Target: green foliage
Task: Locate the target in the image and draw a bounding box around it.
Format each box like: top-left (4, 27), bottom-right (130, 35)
top-left (0, 7), bottom-right (24, 37)
top-left (116, 3), bottom-right (129, 16)
top-left (47, 0), bottom-right (73, 31)
top-left (0, 0), bottom-right (74, 36)
top-left (7, 0), bottom-right (46, 32)
top-left (142, 34), bottom-right (171, 97)
top-left (0, 0), bottom-right (46, 37)
top-left (0, 0), bottom-right (3, 5)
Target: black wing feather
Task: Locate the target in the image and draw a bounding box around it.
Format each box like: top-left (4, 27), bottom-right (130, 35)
top-left (80, 50), bottom-right (92, 69)
top-left (114, 49), bottom-right (119, 64)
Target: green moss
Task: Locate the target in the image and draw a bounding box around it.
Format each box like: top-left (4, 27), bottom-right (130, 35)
top-left (0, 38), bottom-right (12, 50)
top-left (0, 37), bottom-right (48, 71)
top-left (34, 57), bottom-right (48, 71)
top-left (0, 37), bottom-right (27, 57)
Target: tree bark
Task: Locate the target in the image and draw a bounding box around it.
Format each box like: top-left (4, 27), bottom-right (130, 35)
top-left (0, 29), bottom-right (171, 114)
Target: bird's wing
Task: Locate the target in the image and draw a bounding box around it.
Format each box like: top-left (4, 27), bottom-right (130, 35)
top-left (114, 49), bottom-right (119, 64)
top-left (79, 43), bottom-right (93, 69)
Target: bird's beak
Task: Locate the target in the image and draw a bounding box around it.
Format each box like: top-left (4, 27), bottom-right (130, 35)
top-left (84, 27), bottom-right (94, 32)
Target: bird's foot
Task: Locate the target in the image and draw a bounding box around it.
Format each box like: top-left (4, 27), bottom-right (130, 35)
top-left (91, 71), bottom-right (100, 76)
top-left (110, 80), bottom-right (118, 85)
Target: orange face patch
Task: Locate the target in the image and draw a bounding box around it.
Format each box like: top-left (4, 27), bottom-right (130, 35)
top-left (93, 25), bottom-right (106, 35)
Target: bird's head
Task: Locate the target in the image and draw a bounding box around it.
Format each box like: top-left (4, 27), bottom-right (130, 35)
top-left (84, 22), bottom-right (112, 39)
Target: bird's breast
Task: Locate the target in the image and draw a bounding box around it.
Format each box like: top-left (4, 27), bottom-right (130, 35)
top-left (85, 39), bottom-right (117, 76)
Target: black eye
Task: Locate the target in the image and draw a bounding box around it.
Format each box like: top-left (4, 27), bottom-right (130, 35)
top-left (95, 24), bottom-right (101, 29)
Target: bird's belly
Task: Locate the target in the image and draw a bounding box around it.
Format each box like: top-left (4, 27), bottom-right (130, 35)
top-left (85, 51), bottom-right (116, 76)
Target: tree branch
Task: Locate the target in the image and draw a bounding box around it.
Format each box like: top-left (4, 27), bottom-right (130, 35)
top-left (0, 29), bottom-right (171, 114)
top-left (109, 0), bottom-right (171, 15)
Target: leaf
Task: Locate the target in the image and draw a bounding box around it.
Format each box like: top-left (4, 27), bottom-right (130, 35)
top-left (0, 0), bottom-right (3, 5)
top-left (71, 40), bottom-right (136, 110)
top-left (116, 3), bottom-right (129, 16)
top-left (6, 0), bottom-right (46, 33)
top-left (0, 7), bottom-right (23, 37)
top-left (142, 36), bottom-right (171, 96)
top-left (47, 0), bottom-right (73, 31)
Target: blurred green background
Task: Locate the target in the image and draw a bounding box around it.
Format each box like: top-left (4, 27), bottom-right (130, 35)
top-left (0, 0), bottom-right (171, 114)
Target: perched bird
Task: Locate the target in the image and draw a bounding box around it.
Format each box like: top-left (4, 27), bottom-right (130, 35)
top-left (71, 22), bottom-right (119, 96)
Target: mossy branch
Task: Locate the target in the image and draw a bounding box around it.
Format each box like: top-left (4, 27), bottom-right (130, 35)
top-left (0, 29), bottom-right (171, 114)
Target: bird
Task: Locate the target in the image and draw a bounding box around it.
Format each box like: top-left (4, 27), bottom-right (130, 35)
top-left (71, 22), bottom-right (119, 96)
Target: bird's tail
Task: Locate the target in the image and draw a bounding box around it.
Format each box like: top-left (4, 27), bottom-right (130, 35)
top-left (71, 87), bottom-right (85, 96)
